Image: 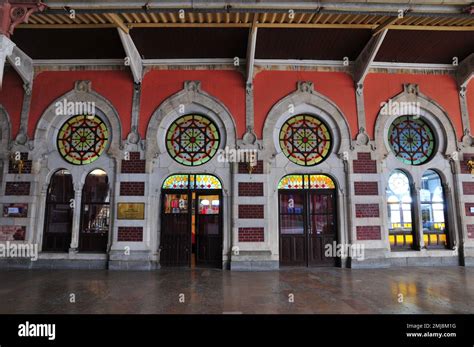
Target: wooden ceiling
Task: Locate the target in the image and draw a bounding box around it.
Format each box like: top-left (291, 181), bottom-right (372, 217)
top-left (21, 10), bottom-right (474, 31)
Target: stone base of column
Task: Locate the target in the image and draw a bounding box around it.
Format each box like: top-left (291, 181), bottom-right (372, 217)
top-left (230, 250), bottom-right (279, 271)
top-left (108, 250), bottom-right (159, 271)
top-left (349, 248), bottom-right (391, 269)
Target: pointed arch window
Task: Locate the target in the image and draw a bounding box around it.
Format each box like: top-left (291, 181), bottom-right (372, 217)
top-left (387, 170), bottom-right (415, 250)
top-left (421, 170), bottom-right (448, 248)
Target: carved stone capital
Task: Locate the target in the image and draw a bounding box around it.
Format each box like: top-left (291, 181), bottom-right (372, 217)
top-left (297, 81), bottom-right (314, 94)
top-left (403, 83), bottom-right (419, 95)
top-left (184, 80), bottom-right (201, 92)
top-left (74, 80), bottom-right (92, 93)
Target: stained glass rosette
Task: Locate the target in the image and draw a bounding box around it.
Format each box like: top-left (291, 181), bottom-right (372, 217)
top-left (279, 115), bottom-right (332, 166)
top-left (57, 115), bottom-right (109, 165)
top-left (166, 115), bottom-right (220, 166)
top-left (388, 116), bottom-right (435, 166)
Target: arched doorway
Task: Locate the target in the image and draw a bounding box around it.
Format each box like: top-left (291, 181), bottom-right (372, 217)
top-left (43, 169), bottom-right (74, 252)
top-left (420, 170), bottom-right (449, 249)
top-left (160, 174), bottom-right (223, 268)
top-left (278, 174), bottom-right (338, 267)
top-left (79, 169), bottom-right (110, 253)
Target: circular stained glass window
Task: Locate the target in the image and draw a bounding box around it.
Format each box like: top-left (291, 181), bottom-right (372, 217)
top-left (388, 116), bottom-right (435, 166)
top-left (166, 114), bottom-right (220, 166)
top-left (57, 115), bottom-right (109, 165)
top-left (279, 114), bottom-right (332, 166)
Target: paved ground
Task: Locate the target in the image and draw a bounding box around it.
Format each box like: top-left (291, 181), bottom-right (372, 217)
top-left (0, 267), bottom-right (473, 314)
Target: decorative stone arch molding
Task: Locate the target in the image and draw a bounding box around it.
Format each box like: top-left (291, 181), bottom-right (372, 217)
top-left (374, 83), bottom-right (458, 161)
top-left (262, 82), bottom-right (353, 263)
top-left (375, 84), bottom-right (460, 252)
top-left (0, 105), bottom-right (11, 155)
top-left (145, 80), bottom-right (237, 165)
top-left (262, 81), bottom-right (352, 160)
top-left (33, 80), bottom-right (123, 158)
top-left (144, 81), bottom-right (237, 268)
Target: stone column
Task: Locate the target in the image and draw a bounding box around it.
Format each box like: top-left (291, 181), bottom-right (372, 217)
top-left (34, 183), bottom-right (49, 251)
top-left (412, 183), bottom-right (424, 250)
top-left (443, 183), bottom-right (457, 249)
top-left (69, 183), bottom-right (83, 253)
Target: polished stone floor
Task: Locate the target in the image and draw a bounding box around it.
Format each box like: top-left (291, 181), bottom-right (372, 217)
top-left (0, 267), bottom-right (473, 314)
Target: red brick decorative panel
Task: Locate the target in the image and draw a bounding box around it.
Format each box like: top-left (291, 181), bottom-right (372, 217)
top-left (121, 152), bottom-right (146, 174)
top-left (356, 226), bottom-right (381, 240)
top-left (465, 203), bottom-right (474, 216)
top-left (238, 160), bottom-right (263, 174)
top-left (238, 205), bottom-right (264, 219)
top-left (5, 182), bottom-right (30, 196)
top-left (354, 182), bottom-right (378, 196)
top-left (120, 182), bottom-right (145, 196)
top-left (238, 227), bottom-right (264, 242)
top-left (0, 225), bottom-right (26, 241)
top-left (117, 227), bottom-right (143, 242)
top-left (9, 152), bottom-right (32, 174)
top-left (353, 152), bottom-right (377, 174)
top-left (238, 182), bottom-right (264, 196)
top-left (355, 204), bottom-right (379, 218)
top-left (463, 182), bottom-right (474, 195)
top-left (467, 225), bottom-right (474, 239)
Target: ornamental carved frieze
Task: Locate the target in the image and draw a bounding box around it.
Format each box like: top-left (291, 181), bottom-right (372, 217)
top-left (0, 0), bottom-right (46, 37)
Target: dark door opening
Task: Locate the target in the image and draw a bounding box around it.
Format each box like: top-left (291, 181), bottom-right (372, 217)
top-left (79, 169), bottom-right (110, 253)
top-left (160, 174), bottom-right (223, 268)
top-left (278, 174), bottom-right (338, 267)
top-left (43, 169), bottom-right (74, 252)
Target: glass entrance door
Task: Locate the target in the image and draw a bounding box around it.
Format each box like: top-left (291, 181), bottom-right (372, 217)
top-left (308, 190), bottom-right (337, 266)
top-left (160, 174), bottom-right (223, 268)
top-left (79, 169), bottom-right (110, 253)
top-left (160, 192), bottom-right (191, 266)
top-left (278, 174), bottom-right (337, 267)
top-left (195, 192), bottom-right (222, 267)
top-left (43, 170), bottom-right (74, 252)
top-left (279, 191), bottom-right (306, 266)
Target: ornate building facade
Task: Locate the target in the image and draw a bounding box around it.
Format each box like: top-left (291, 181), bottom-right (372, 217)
top-left (0, 0), bottom-right (473, 270)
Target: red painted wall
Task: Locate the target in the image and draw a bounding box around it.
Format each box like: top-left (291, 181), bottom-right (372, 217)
top-left (0, 69), bottom-right (468, 144)
top-left (254, 71), bottom-right (358, 139)
top-left (139, 70), bottom-right (246, 138)
top-left (364, 73), bottom-right (462, 140)
top-left (0, 71), bottom-right (24, 138)
top-left (467, 81), bottom-right (474, 136)
top-left (29, 70), bottom-right (134, 139)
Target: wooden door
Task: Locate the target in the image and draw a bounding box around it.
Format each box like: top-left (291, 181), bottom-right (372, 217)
top-left (195, 191), bottom-right (222, 267)
top-left (79, 170), bottom-right (110, 253)
top-left (43, 170), bottom-right (74, 252)
top-left (160, 192), bottom-right (191, 266)
top-left (279, 191), bottom-right (306, 266)
top-left (308, 190), bottom-right (337, 266)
